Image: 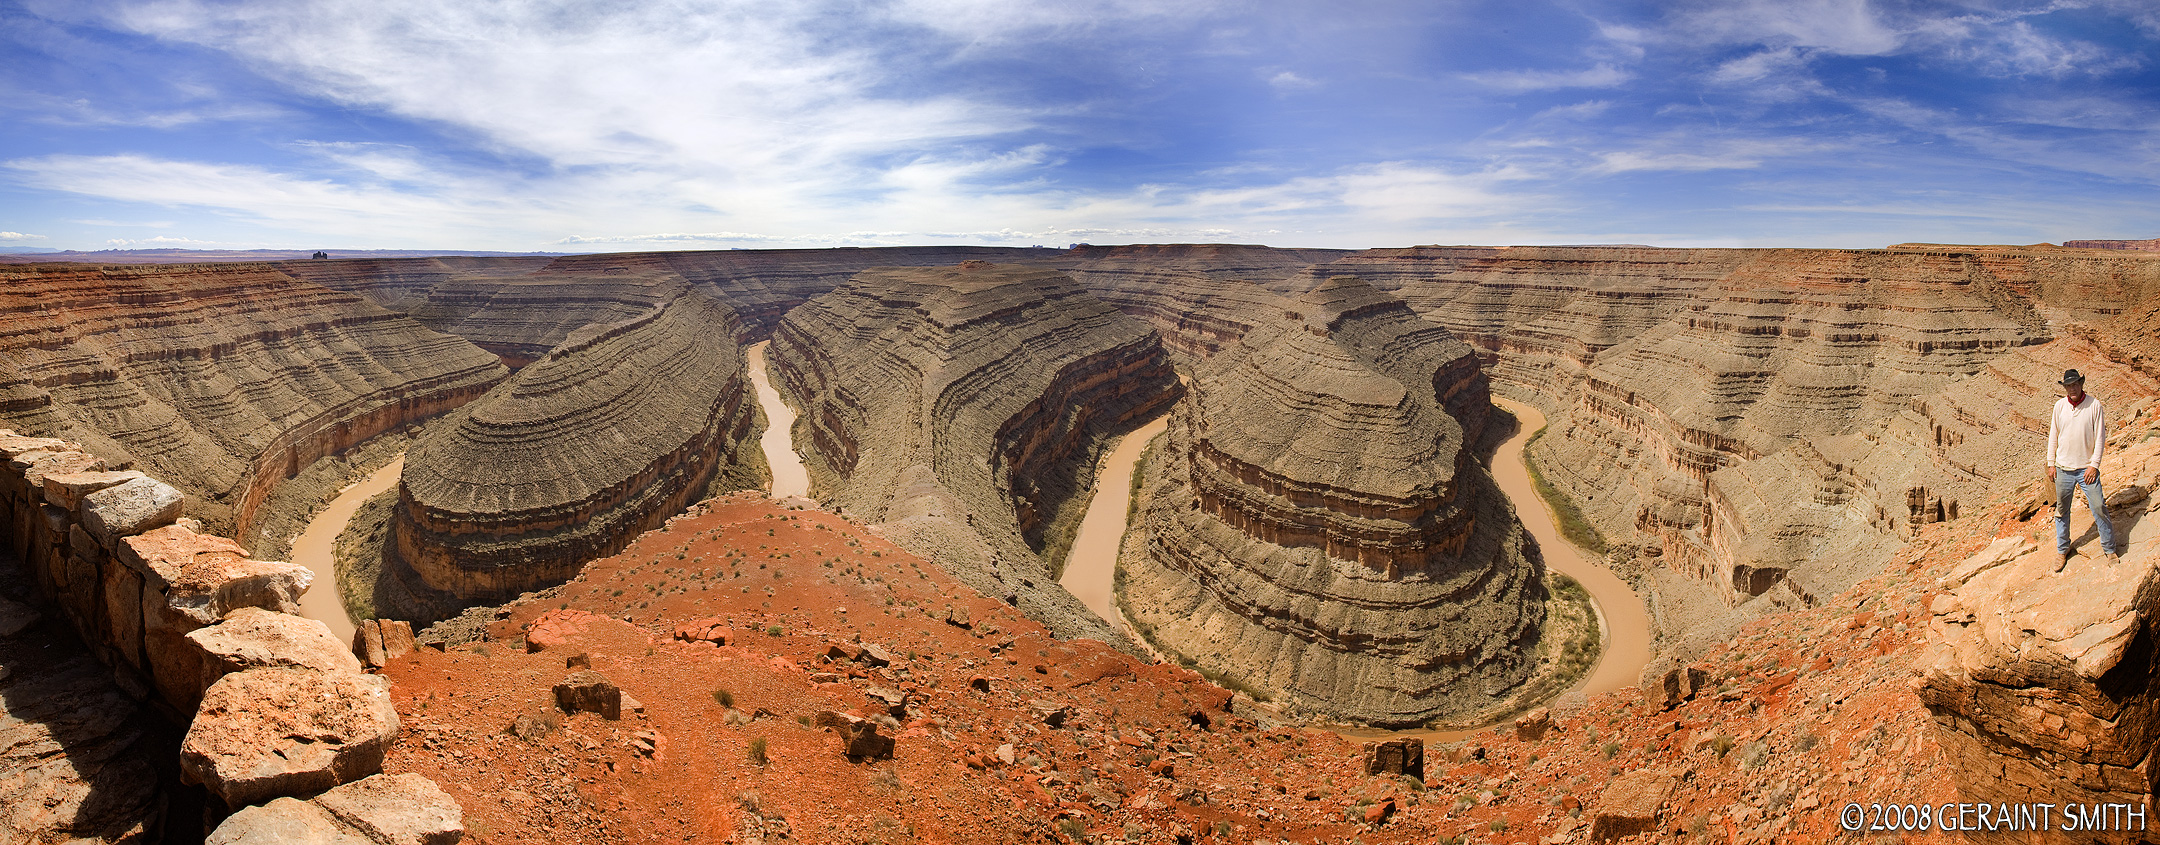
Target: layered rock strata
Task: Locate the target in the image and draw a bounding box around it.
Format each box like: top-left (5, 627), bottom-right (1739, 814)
top-left (0, 263), bottom-right (508, 538)
top-left (768, 263), bottom-right (1179, 641)
top-left (1120, 277), bottom-right (1546, 725)
top-left (1916, 534), bottom-right (2160, 837)
top-left (296, 247), bottom-right (1061, 358)
top-left (1521, 250), bottom-right (2043, 601)
top-left (390, 288), bottom-right (762, 608)
top-left (1298, 246), bottom-right (1756, 397)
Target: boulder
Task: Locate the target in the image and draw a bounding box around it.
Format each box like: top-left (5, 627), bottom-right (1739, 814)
top-left (1590, 770), bottom-right (1675, 842)
top-left (553, 670), bottom-right (621, 720)
top-left (1916, 537), bottom-right (2160, 813)
top-left (1362, 738), bottom-right (1424, 778)
top-left (1514, 707), bottom-right (1553, 741)
top-left (351, 620), bottom-right (415, 670)
top-left (206, 774), bottom-right (464, 845)
top-left (0, 594), bottom-right (40, 638)
top-left (1028, 700), bottom-right (1071, 728)
top-left (189, 607), bottom-right (363, 692)
top-left (41, 469), bottom-right (146, 512)
top-left (81, 476), bottom-right (184, 548)
top-left (313, 773), bottom-right (465, 845)
top-left (813, 710), bottom-right (895, 761)
top-left (672, 618), bottom-right (732, 645)
top-left (864, 686), bottom-right (908, 718)
top-left (181, 668), bottom-right (400, 807)
top-left (206, 798), bottom-right (362, 845)
top-left (1641, 659), bottom-right (1711, 711)
top-left (121, 525), bottom-right (311, 626)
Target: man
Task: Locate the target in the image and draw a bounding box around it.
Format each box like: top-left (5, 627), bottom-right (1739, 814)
top-left (2045, 368), bottom-right (2118, 568)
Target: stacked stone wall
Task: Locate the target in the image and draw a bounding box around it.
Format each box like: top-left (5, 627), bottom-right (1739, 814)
top-left (0, 429), bottom-right (462, 843)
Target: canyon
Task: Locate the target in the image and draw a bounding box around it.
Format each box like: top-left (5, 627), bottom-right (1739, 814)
top-left (0, 241), bottom-right (2157, 843)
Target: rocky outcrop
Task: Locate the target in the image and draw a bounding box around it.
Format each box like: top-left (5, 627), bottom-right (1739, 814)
top-left (1119, 277), bottom-right (1546, 725)
top-left (181, 667), bottom-right (400, 807)
top-left (768, 262), bottom-right (1179, 641)
top-left (389, 289), bottom-right (762, 610)
top-left (0, 429), bottom-right (459, 839)
top-left (0, 263), bottom-right (508, 539)
top-left (1916, 539), bottom-right (2160, 832)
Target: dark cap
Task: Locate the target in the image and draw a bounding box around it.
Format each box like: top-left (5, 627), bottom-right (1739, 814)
top-left (2061, 369), bottom-right (2085, 385)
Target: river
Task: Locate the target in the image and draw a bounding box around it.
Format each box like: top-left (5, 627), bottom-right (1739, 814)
top-left (746, 341), bottom-right (811, 499)
top-left (1056, 414), bottom-right (1172, 620)
top-left (289, 454), bottom-right (402, 644)
top-left (1489, 396), bottom-right (1653, 701)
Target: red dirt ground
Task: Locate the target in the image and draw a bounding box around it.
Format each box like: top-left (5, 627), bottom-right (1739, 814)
top-left (378, 486), bottom-right (2034, 845)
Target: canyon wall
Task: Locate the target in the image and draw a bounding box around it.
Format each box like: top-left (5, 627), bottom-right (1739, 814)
top-left (0, 263), bottom-right (508, 546)
top-left (390, 288), bottom-right (762, 611)
top-left (1119, 276), bottom-right (1546, 726)
top-left (768, 262), bottom-right (1180, 641)
top-left (297, 247), bottom-right (1062, 358)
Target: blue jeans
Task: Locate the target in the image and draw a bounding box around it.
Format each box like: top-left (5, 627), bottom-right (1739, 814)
top-left (2056, 468), bottom-right (2118, 556)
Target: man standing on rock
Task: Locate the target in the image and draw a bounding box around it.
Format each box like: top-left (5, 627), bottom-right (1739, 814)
top-left (2046, 369), bottom-right (2119, 567)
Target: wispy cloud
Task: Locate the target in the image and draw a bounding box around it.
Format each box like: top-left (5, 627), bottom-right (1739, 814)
top-left (1460, 63), bottom-right (1631, 92)
top-left (0, 231), bottom-right (47, 242)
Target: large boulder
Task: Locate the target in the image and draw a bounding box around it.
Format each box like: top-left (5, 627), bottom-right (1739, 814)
top-left (313, 773), bottom-right (465, 845)
top-left (553, 670), bottom-right (621, 720)
top-left (188, 607), bottom-right (364, 691)
top-left (1590, 770), bottom-right (1675, 842)
top-left (205, 798), bottom-right (360, 845)
top-left (81, 476), bottom-right (184, 548)
top-left (181, 668), bottom-right (400, 807)
top-left (41, 469), bottom-right (145, 512)
top-left (1915, 539), bottom-right (2160, 815)
top-left (206, 774), bottom-right (463, 845)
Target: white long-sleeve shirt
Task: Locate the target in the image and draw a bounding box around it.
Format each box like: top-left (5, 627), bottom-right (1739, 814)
top-left (2045, 394), bottom-right (2106, 471)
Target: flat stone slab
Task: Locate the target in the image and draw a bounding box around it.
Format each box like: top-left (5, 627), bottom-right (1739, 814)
top-left (314, 773), bottom-right (464, 845)
top-left (1591, 770), bottom-right (1676, 842)
top-left (82, 476), bottom-right (184, 548)
top-left (188, 607), bottom-right (363, 686)
top-left (41, 469), bottom-right (145, 511)
top-left (181, 668), bottom-right (399, 807)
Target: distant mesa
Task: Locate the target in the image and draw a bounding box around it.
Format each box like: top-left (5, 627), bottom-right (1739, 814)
top-left (768, 262), bottom-right (1180, 642)
top-left (2062, 236), bottom-right (2160, 251)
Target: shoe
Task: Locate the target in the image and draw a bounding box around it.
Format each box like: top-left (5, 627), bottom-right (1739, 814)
top-left (2104, 552), bottom-right (2121, 565)
top-left (2054, 552), bottom-right (2071, 572)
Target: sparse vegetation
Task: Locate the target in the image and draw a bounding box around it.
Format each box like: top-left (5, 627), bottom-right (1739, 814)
top-left (1522, 425), bottom-right (1610, 555)
top-left (712, 689), bottom-right (734, 708)
top-left (747, 737), bottom-right (768, 766)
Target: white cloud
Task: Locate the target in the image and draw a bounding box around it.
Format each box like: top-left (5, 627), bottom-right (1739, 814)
top-left (1669, 0), bottom-right (1905, 56)
top-left (1267, 70), bottom-right (1318, 90)
top-left (102, 234), bottom-right (224, 246)
top-left (0, 231), bottom-right (47, 242)
top-left (1460, 63), bottom-right (1632, 92)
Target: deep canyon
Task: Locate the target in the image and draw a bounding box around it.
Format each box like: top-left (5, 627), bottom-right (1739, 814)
top-left (2, 241), bottom-right (2158, 843)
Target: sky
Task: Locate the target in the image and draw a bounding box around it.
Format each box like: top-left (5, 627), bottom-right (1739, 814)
top-left (1, 0), bottom-right (2156, 252)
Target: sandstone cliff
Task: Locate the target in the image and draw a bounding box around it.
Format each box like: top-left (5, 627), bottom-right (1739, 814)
top-left (1119, 276), bottom-right (1546, 726)
top-left (767, 263), bottom-right (1179, 642)
top-left (0, 263), bottom-right (508, 541)
top-left (388, 288), bottom-right (762, 614)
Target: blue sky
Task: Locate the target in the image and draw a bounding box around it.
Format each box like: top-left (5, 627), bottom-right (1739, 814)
top-left (2, 0), bottom-right (2156, 251)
